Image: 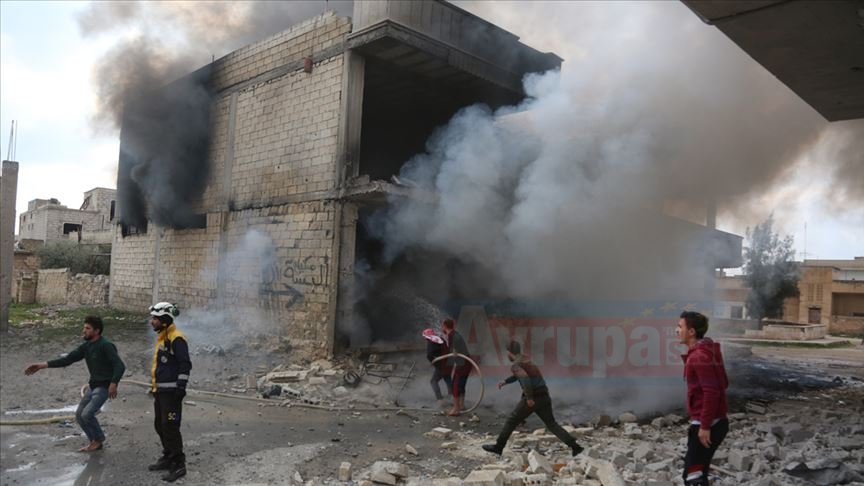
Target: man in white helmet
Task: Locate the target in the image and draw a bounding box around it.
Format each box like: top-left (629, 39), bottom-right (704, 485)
top-left (146, 302), bottom-right (191, 483)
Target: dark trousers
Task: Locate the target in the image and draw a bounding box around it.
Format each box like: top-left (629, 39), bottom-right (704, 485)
top-left (154, 391), bottom-right (185, 466)
top-left (495, 395), bottom-right (577, 449)
top-left (682, 418), bottom-right (728, 484)
top-left (431, 367), bottom-right (453, 400)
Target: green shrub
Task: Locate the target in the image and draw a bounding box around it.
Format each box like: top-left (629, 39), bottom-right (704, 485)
top-left (38, 241), bottom-right (110, 275)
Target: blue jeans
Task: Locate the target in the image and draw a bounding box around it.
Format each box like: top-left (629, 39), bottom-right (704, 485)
top-left (76, 386), bottom-right (108, 442)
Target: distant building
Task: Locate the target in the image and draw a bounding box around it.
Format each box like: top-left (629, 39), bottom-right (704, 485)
top-left (782, 258), bottom-right (864, 334)
top-left (18, 188), bottom-right (116, 243)
top-left (714, 272), bottom-right (748, 319)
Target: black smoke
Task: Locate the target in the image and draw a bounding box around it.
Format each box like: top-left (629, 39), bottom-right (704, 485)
top-left (117, 65), bottom-right (212, 229)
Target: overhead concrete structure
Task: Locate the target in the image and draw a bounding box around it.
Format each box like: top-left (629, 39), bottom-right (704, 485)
top-left (682, 0), bottom-right (864, 121)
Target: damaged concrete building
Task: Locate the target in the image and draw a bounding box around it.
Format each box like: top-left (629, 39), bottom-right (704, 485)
top-left (111, 1), bottom-right (563, 357)
top-left (18, 187), bottom-right (117, 244)
top-left (111, 1), bottom-right (743, 358)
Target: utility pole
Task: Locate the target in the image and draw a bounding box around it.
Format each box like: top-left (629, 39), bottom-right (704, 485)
top-left (1, 121), bottom-right (20, 334)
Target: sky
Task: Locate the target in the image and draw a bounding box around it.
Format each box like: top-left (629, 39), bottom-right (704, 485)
top-left (1, 0), bottom-right (861, 262)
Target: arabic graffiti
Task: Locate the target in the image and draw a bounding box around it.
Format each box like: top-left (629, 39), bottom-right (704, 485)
top-left (259, 256), bottom-right (329, 309)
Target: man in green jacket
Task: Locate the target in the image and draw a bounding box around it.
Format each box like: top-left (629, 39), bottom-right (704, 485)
top-left (25, 316), bottom-right (126, 452)
top-left (482, 340), bottom-right (583, 457)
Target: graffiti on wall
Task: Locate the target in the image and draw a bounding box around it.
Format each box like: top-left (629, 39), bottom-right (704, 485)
top-left (260, 256), bottom-right (329, 309)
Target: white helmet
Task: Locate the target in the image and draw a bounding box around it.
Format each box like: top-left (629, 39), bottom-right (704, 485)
top-left (149, 302), bottom-right (180, 318)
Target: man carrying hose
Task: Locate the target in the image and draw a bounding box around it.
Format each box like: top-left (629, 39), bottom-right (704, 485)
top-left (24, 316), bottom-right (126, 452)
top-left (441, 318), bottom-right (472, 416)
top-left (147, 302), bottom-right (191, 483)
top-left (482, 340), bottom-right (583, 457)
top-left (423, 327), bottom-right (452, 408)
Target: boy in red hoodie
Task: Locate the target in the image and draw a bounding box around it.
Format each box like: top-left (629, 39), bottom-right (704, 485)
top-left (677, 311), bottom-right (729, 486)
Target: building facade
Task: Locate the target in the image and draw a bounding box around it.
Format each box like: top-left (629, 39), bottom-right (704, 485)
top-left (782, 258), bottom-right (864, 334)
top-left (18, 188), bottom-right (116, 243)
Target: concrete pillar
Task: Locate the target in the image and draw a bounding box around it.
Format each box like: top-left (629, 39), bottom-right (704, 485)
top-left (327, 49), bottom-right (366, 355)
top-left (1, 160), bottom-right (20, 334)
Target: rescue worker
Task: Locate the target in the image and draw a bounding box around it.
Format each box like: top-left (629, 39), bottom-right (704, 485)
top-left (423, 327), bottom-right (452, 408)
top-left (482, 340), bottom-right (583, 457)
top-left (24, 316), bottom-right (126, 452)
top-left (441, 318), bottom-right (471, 416)
top-left (677, 311), bottom-right (729, 486)
top-left (147, 302), bottom-right (191, 483)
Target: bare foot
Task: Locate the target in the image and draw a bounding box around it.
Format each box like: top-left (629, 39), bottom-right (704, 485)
top-left (81, 441), bottom-right (103, 452)
top-left (447, 408), bottom-right (461, 417)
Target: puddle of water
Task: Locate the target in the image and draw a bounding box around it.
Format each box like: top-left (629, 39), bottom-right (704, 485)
top-left (5, 462), bottom-right (36, 472)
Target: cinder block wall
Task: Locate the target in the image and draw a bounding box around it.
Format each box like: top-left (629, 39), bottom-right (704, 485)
top-left (111, 13), bottom-right (351, 358)
top-left (37, 268), bottom-right (70, 304)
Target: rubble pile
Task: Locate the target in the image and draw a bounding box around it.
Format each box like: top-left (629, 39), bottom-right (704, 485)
top-left (247, 357), bottom-right (415, 409)
top-left (342, 388), bottom-right (863, 486)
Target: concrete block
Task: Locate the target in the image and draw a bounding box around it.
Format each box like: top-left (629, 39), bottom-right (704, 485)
top-left (729, 450), bottom-right (753, 471)
top-left (618, 412), bottom-right (638, 423)
top-left (592, 415), bottom-right (612, 428)
top-left (371, 470), bottom-right (397, 485)
top-left (504, 472), bottom-right (526, 486)
top-left (426, 427), bottom-right (453, 439)
top-left (463, 470), bottom-right (504, 486)
top-left (528, 450), bottom-right (553, 474)
top-left (634, 443), bottom-right (654, 462)
top-left (593, 459), bottom-right (626, 486)
top-left (611, 452), bottom-right (629, 469)
top-left (338, 462), bottom-right (352, 481)
top-left (623, 423), bottom-right (643, 438)
top-left (522, 474), bottom-right (550, 486)
top-left (784, 427), bottom-right (814, 444)
top-left (372, 461), bottom-right (412, 479)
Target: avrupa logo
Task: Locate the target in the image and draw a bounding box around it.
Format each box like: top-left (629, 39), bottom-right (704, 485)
top-left (451, 300), bottom-right (714, 380)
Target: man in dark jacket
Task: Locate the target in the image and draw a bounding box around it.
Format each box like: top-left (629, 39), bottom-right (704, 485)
top-left (423, 328), bottom-right (452, 407)
top-left (482, 340), bottom-right (583, 456)
top-left (25, 316), bottom-right (126, 452)
top-left (147, 302), bottom-right (192, 483)
top-left (677, 311), bottom-right (729, 486)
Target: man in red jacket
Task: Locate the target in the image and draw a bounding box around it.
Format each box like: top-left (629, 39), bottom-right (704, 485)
top-left (677, 311), bottom-right (729, 486)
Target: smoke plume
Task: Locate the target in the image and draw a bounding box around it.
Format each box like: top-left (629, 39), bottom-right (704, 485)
top-left (369, 0), bottom-right (863, 303)
top-left (79, 1), bottom-right (352, 228)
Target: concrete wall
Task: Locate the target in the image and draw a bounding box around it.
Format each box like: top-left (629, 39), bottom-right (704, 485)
top-left (109, 227), bottom-right (157, 312)
top-left (830, 316), bottom-right (864, 336)
top-left (12, 248), bottom-right (39, 303)
top-left (36, 268), bottom-right (70, 305)
top-left (35, 268), bottom-right (110, 306)
top-left (68, 273), bottom-right (110, 306)
top-left (110, 13), bottom-right (350, 358)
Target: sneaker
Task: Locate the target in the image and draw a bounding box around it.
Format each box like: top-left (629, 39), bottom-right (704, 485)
top-left (481, 443), bottom-right (503, 455)
top-left (571, 444), bottom-right (584, 457)
top-left (162, 465), bottom-right (186, 482)
top-left (148, 457), bottom-right (172, 471)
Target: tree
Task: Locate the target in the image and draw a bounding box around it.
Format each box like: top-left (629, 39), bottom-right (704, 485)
top-left (38, 241), bottom-right (110, 275)
top-left (743, 215), bottom-right (799, 320)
